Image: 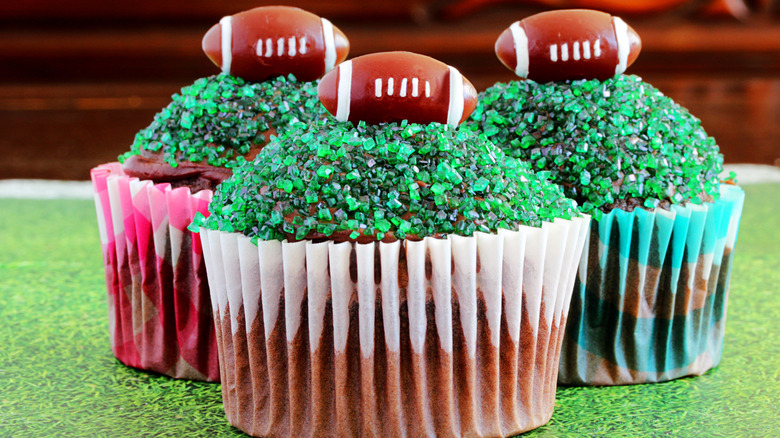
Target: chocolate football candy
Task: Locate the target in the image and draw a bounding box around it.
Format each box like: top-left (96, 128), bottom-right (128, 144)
top-left (495, 9), bottom-right (641, 82)
top-left (317, 51), bottom-right (477, 126)
top-left (202, 6), bottom-right (349, 82)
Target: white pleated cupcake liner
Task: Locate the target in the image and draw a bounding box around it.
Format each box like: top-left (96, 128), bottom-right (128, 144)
top-left (200, 215), bottom-right (589, 437)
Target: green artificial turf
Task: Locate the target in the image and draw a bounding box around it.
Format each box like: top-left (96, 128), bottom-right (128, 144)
top-left (1, 186), bottom-right (778, 437)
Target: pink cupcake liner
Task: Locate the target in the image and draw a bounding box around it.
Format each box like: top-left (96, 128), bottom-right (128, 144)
top-left (90, 162), bottom-right (219, 381)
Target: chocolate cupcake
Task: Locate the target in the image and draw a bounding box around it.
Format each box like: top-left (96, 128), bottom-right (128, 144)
top-left (466, 11), bottom-right (744, 385)
top-left (195, 52), bottom-right (590, 437)
top-left (90, 6), bottom-right (349, 381)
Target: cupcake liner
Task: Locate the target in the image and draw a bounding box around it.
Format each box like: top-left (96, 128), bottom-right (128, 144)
top-left (559, 185), bottom-right (745, 385)
top-left (90, 162), bottom-right (219, 381)
top-left (200, 215), bottom-right (590, 437)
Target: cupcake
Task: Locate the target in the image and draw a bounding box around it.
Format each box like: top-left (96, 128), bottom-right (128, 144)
top-left (90, 5), bottom-right (349, 381)
top-left (466, 10), bottom-right (745, 385)
top-left (195, 52), bottom-right (590, 436)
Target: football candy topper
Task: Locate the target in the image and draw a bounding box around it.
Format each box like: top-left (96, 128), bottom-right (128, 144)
top-left (202, 6), bottom-right (350, 82)
top-left (318, 51), bottom-right (477, 127)
top-left (495, 9), bottom-right (641, 82)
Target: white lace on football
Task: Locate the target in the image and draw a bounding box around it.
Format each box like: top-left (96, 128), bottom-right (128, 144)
top-left (560, 43), bottom-right (569, 62)
top-left (613, 16), bottom-right (630, 75)
top-left (220, 16), bottom-right (232, 74)
top-left (335, 60), bottom-right (352, 121)
top-left (322, 18), bottom-right (337, 72)
top-left (446, 66), bottom-right (464, 127)
top-left (509, 22), bottom-right (529, 78)
top-left (256, 37), bottom-right (309, 58)
top-left (375, 77), bottom-right (431, 99)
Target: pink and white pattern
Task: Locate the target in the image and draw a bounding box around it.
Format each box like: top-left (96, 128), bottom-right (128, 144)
top-left (90, 162), bottom-right (219, 381)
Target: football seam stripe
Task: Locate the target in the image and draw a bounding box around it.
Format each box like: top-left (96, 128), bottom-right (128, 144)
top-left (219, 16), bottom-right (232, 75)
top-left (510, 22), bottom-right (529, 78)
top-left (255, 37), bottom-right (309, 58)
top-left (335, 61), bottom-right (352, 121)
top-left (322, 18), bottom-right (336, 73)
top-left (446, 66), bottom-right (464, 126)
top-left (613, 16), bottom-right (629, 75)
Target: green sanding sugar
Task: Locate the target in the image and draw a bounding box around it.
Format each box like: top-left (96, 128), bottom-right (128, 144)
top-left (194, 119), bottom-right (580, 242)
top-left (464, 75), bottom-right (724, 219)
top-left (118, 73), bottom-right (326, 169)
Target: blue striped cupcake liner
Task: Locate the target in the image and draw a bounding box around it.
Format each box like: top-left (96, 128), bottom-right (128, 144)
top-left (559, 184), bottom-right (744, 385)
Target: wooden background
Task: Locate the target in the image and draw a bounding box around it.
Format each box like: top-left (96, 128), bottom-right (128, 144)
top-left (1, 0), bottom-right (779, 180)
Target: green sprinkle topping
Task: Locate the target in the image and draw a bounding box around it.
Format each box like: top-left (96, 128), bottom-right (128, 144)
top-left (119, 73), bottom-right (326, 168)
top-left (198, 120), bottom-right (580, 241)
top-left (465, 75), bottom-right (724, 218)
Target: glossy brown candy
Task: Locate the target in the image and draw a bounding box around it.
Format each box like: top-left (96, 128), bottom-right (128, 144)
top-left (495, 9), bottom-right (641, 82)
top-left (202, 6), bottom-right (349, 82)
top-left (318, 51), bottom-right (477, 126)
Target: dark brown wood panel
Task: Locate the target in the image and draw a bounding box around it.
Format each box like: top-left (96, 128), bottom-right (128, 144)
top-left (2, 75), bottom-right (777, 180)
top-left (2, 0), bottom-right (779, 179)
top-left (0, 0), bottom-right (428, 22)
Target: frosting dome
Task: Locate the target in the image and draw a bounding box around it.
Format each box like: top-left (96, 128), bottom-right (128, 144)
top-left (466, 75), bottom-right (724, 218)
top-left (198, 119), bottom-right (579, 242)
top-left (120, 74), bottom-right (324, 170)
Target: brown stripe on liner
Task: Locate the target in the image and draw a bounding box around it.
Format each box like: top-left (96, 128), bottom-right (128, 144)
top-left (308, 297), bottom-right (336, 436)
top-left (516, 297), bottom-right (537, 423)
top-left (287, 294), bottom-right (312, 436)
top-left (475, 288), bottom-right (501, 436)
top-left (231, 306), bottom-right (255, 429)
top-left (253, 292), bottom-right (290, 436)
top-left (498, 294), bottom-right (521, 431)
top-left (246, 297), bottom-right (271, 435)
top-left (219, 304), bottom-right (238, 429)
top-left (531, 299), bottom-right (551, 426)
top-left (359, 297), bottom-right (380, 437)
top-left (398, 290), bottom-right (434, 436)
top-left (335, 288), bottom-right (361, 436)
top-left (212, 306), bottom-right (229, 411)
top-left (425, 289), bottom-right (458, 437)
top-left (452, 290), bottom-right (478, 436)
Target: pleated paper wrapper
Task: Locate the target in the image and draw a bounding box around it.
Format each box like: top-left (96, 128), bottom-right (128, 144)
top-left (200, 215), bottom-right (590, 438)
top-left (559, 184), bottom-right (744, 386)
top-left (90, 162), bottom-right (220, 382)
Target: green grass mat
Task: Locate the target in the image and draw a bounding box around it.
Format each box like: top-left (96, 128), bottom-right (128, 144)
top-left (1, 185), bottom-right (778, 437)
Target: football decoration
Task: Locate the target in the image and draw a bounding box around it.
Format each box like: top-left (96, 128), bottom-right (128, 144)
top-left (202, 6), bottom-right (350, 82)
top-left (495, 9), bottom-right (641, 82)
top-left (317, 51), bottom-right (477, 127)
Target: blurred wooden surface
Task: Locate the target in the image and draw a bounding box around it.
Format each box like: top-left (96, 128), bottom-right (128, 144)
top-left (1, 0), bottom-right (779, 180)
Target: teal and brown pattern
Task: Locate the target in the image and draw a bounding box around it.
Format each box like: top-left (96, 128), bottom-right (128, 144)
top-left (559, 184), bottom-right (744, 385)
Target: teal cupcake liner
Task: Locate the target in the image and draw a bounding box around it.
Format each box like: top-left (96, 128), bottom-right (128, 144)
top-left (559, 184), bottom-right (744, 385)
